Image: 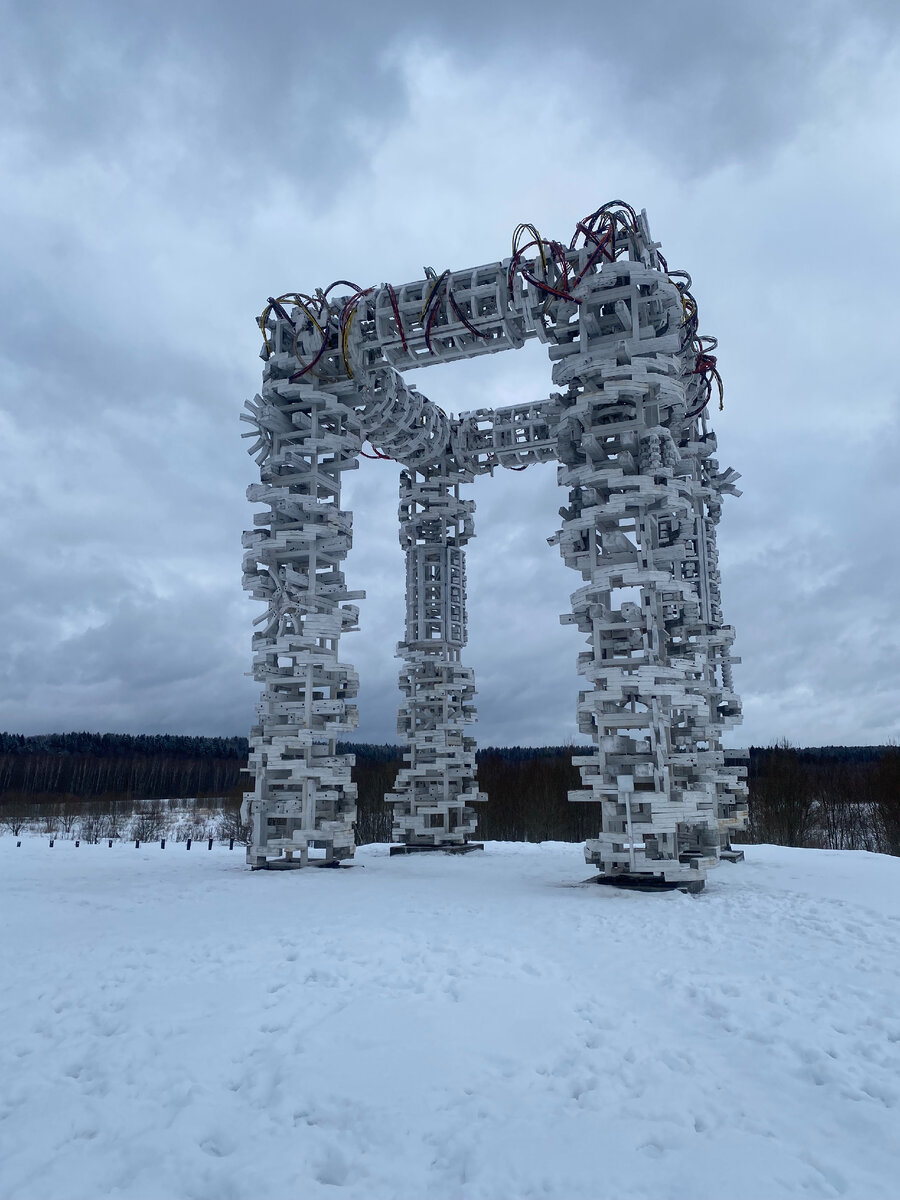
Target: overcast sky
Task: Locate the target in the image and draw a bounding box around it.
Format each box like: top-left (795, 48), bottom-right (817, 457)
top-left (1, 0), bottom-right (898, 748)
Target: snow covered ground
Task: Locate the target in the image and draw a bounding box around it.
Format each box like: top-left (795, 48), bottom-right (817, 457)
top-left (1, 839), bottom-right (899, 1200)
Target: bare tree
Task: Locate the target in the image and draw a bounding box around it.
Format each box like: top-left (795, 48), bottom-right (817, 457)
top-left (56, 797), bottom-right (82, 838)
top-left (872, 747), bottom-right (900, 855)
top-left (749, 741), bottom-right (817, 847)
top-left (130, 801), bottom-right (168, 843)
top-left (1, 804), bottom-right (28, 837)
top-left (815, 763), bottom-right (879, 851)
top-left (217, 805), bottom-right (252, 845)
top-left (79, 808), bottom-right (114, 843)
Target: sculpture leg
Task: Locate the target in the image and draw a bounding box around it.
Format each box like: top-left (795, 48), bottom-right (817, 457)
top-left (241, 384), bottom-right (364, 868)
top-left (691, 439), bottom-right (749, 855)
top-left (388, 462), bottom-right (486, 849)
top-left (556, 374), bottom-right (723, 889)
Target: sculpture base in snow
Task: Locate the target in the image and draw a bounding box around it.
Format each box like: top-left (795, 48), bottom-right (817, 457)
top-left (389, 842), bottom-right (485, 857)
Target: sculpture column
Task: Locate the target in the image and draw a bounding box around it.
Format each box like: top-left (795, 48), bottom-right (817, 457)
top-left (554, 380), bottom-right (711, 889)
top-left (240, 381), bottom-right (364, 868)
top-left (388, 462), bottom-right (485, 849)
top-left (549, 257), bottom-right (730, 889)
top-left (690, 430), bottom-right (748, 854)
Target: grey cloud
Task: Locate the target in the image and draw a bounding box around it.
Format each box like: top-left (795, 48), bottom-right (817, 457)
top-left (6, 0), bottom-right (897, 191)
top-left (720, 414), bottom-right (900, 745)
top-left (0, 588), bottom-right (256, 737)
top-left (1, 0), bottom-right (899, 748)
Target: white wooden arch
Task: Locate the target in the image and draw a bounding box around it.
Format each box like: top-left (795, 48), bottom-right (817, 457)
top-left (240, 202), bottom-right (748, 890)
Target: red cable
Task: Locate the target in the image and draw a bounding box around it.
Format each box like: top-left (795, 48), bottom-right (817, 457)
top-left (387, 284), bottom-right (409, 353)
top-left (360, 441), bottom-right (393, 460)
top-left (520, 271), bottom-right (580, 304)
top-left (321, 279), bottom-right (365, 300)
top-left (288, 323), bottom-right (331, 381)
top-left (448, 291), bottom-right (490, 338)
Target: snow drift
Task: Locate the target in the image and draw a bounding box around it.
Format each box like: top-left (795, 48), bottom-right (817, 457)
top-left (1, 839), bottom-right (898, 1199)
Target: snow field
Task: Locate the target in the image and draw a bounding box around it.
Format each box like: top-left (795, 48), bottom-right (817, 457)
top-left (1, 839), bottom-right (899, 1200)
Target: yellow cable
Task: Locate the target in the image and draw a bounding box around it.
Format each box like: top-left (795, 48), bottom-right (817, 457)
top-left (258, 308), bottom-right (273, 354)
top-left (258, 295), bottom-right (325, 355)
top-left (341, 307), bottom-right (357, 378)
top-left (512, 223), bottom-right (548, 270)
top-left (291, 301), bottom-right (324, 336)
top-left (419, 271), bottom-right (449, 323)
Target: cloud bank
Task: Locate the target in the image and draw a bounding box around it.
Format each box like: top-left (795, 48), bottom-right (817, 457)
top-left (1, 0), bottom-right (898, 747)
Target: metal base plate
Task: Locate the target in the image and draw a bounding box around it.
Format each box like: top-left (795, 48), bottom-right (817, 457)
top-left (720, 848), bottom-right (745, 863)
top-left (251, 858), bottom-right (354, 871)
top-left (390, 842), bottom-right (485, 856)
top-left (591, 873), bottom-right (705, 895)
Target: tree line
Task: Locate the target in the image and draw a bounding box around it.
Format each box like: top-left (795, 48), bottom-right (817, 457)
top-left (1, 733), bottom-right (898, 855)
top-left (745, 742), bottom-right (900, 855)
